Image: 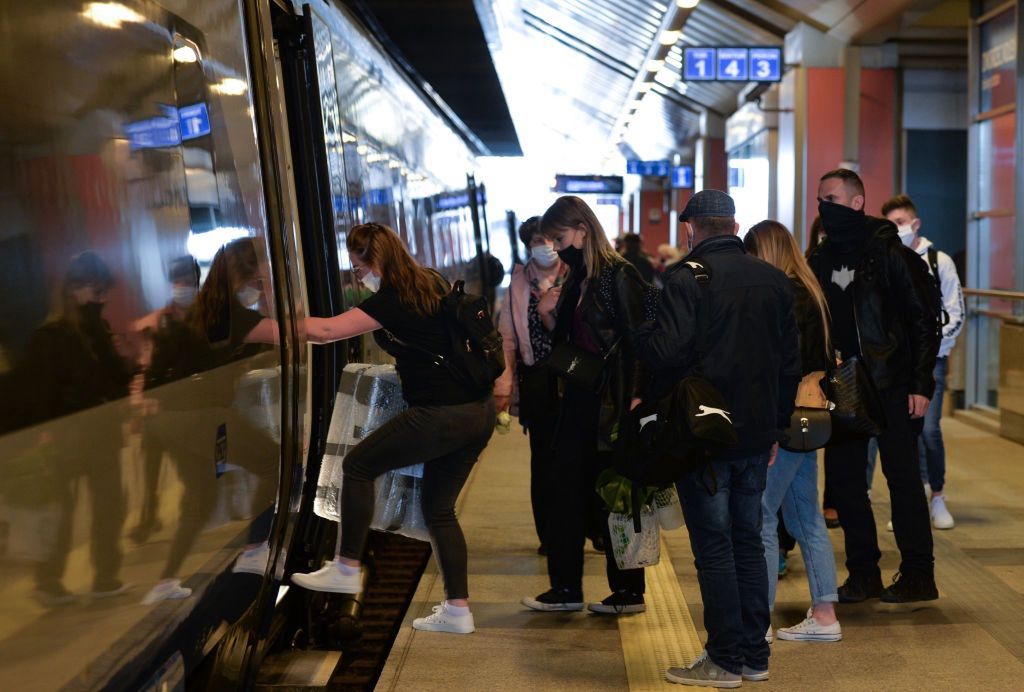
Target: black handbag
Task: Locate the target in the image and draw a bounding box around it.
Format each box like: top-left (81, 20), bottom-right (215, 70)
top-left (781, 371), bottom-right (832, 452)
top-left (547, 341), bottom-right (616, 392)
top-left (826, 355), bottom-right (886, 437)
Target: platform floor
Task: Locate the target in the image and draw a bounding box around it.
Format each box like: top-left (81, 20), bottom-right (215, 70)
top-left (377, 417), bottom-right (1024, 691)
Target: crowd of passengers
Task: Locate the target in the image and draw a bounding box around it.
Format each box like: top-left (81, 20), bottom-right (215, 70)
top-left (288, 166), bottom-right (961, 688)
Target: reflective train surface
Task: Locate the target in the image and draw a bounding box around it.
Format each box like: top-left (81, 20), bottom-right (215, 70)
top-left (0, 0), bottom-right (495, 688)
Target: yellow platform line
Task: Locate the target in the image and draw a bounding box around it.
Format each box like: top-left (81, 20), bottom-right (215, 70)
top-left (618, 537), bottom-right (704, 690)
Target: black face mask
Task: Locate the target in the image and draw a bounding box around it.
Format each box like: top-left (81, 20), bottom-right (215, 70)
top-left (817, 199), bottom-right (865, 243)
top-left (79, 301), bottom-right (105, 322)
top-left (557, 244), bottom-right (585, 271)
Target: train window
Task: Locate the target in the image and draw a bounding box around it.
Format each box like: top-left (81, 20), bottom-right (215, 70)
top-left (0, 0), bottom-right (281, 687)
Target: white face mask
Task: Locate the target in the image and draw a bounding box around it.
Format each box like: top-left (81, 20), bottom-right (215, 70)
top-left (236, 286), bottom-right (261, 307)
top-left (171, 285), bottom-right (196, 308)
top-left (530, 244), bottom-right (559, 268)
top-left (360, 271), bottom-right (381, 293)
top-left (897, 223), bottom-right (916, 247)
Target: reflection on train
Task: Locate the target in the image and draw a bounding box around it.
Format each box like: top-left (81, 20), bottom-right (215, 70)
top-left (0, 0), bottom-right (491, 688)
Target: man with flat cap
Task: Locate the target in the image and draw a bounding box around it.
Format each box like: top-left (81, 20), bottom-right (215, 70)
top-left (637, 190), bottom-right (801, 687)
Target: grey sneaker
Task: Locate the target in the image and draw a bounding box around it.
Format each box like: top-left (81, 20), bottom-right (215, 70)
top-left (666, 651), bottom-right (741, 688)
top-left (742, 665), bottom-right (769, 681)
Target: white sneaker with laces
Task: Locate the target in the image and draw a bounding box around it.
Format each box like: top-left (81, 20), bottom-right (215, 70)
top-left (765, 625), bottom-right (773, 643)
top-left (141, 579), bottom-right (192, 605)
top-left (412, 602), bottom-right (475, 634)
top-left (290, 559), bottom-right (362, 593)
top-left (232, 543), bottom-right (271, 575)
top-left (931, 495), bottom-right (955, 529)
top-left (886, 519), bottom-right (894, 532)
top-left (777, 616), bottom-right (842, 642)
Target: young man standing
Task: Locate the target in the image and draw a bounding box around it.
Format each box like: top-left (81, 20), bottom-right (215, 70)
top-left (882, 194), bottom-right (965, 529)
top-left (638, 190), bottom-right (801, 687)
top-left (808, 170), bottom-right (940, 604)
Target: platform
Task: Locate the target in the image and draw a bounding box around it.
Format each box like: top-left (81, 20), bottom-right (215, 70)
top-left (377, 418), bottom-right (1024, 691)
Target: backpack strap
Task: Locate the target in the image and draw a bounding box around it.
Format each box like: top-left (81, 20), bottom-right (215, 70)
top-left (926, 247), bottom-right (950, 328)
top-left (682, 260), bottom-right (712, 376)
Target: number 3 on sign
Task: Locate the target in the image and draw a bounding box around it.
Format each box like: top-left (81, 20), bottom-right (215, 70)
top-left (755, 60), bottom-right (771, 79)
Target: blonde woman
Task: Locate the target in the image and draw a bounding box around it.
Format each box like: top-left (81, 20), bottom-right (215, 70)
top-left (744, 220), bottom-right (841, 642)
top-left (521, 196), bottom-right (650, 614)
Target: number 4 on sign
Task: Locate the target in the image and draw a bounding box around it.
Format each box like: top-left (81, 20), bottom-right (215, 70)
top-left (724, 60), bottom-right (739, 78)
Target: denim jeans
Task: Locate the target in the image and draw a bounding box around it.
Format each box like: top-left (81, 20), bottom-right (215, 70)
top-left (866, 357), bottom-right (948, 492)
top-left (761, 449), bottom-right (838, 611)
top-left (677, 452), bottom-right (771, 675)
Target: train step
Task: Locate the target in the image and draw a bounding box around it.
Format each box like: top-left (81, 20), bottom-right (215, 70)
top-left (254, 649), bottom-right (342, 691)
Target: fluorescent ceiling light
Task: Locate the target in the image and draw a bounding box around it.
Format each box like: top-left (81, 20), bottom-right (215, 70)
top-left (82, 3), bottom-right (144, 28)
top-left (172, 45), bottom-right (198, 63)
top-left (211, 78), bottom-right (247, 95)
top-left (645, 59), bottom-right (665, 73)
top-left (677, 0), bottom-right (700, 8)
top-left (637, 82), bottom-right (654, 92)
top-left (659, 29), bottom-right (681, 46)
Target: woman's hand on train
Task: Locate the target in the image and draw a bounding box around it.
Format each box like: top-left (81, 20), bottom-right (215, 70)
top-left (495, 394), bottom-right (511, 413)
top-left (305, 308), bottom-right (382, 344)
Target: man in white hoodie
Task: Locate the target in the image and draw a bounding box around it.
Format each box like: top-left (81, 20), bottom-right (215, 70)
top-left (881, 194), bottom-right (965, 529)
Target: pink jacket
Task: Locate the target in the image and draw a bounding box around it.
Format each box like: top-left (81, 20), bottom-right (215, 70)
top-left (494, 260), bottom-right (567, 408)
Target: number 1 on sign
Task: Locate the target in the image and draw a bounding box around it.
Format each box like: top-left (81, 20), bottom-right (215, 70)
top-left (696, 59), bottom-right (706, 77)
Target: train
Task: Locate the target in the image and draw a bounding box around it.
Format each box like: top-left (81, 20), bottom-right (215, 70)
top-left (0, 0), bottom-right (498, 688)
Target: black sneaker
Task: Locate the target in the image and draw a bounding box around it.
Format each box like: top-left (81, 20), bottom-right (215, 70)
top-left (880, 572), bottom-right (938, 603)
top-left (837, 573), bottom-right (883, 603)
top-left (521, 588), bottom-right (584, 612)
top-left (588, 591), bottom-right (646, 614)
top-left (590, 534), bottom-right (606, 553)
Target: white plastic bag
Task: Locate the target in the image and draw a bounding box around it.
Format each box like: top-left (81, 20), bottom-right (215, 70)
top-left (608, 505), bottom-right (660, 570)
top-left (370, 464), bottom-right (429, 541)
top-left (653, 486), bottom-right (684, 531)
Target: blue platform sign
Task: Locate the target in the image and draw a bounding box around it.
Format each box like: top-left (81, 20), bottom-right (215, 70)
top-left (749, 47), bottom-right (782, 82)
top-left (683, 47), bottom-right (715, 81)
top-left (671, 165), bottom-right (694, 189)
top-left (717, 48), bottom-right (749, 81)
top-left (626, 159), bottom-right (671, 177)
top-left (124, 115), bottom-right (181, 150)
top-left (178, 102), bottom-right (211, 140)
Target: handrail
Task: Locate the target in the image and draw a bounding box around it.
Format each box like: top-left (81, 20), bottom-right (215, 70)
top-left (963, 288), bottom-right (1024, 301)
top-left (973, 308), bottom-right (1024, 323)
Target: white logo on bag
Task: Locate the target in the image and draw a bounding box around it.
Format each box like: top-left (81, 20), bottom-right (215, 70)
top-left (567, 356), bottom-right (580, 374)
top-left (639, 414), bottom-right (658, 431)
top-left (696, 405), bottom-right (732, 424)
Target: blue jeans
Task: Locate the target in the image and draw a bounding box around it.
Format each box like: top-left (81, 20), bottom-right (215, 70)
top-left (866, 356), bottom-right (948, 492)
top-left (761, 449), bottom-right (838, 611)
top-left (677, 452), bottom-right (771, 675)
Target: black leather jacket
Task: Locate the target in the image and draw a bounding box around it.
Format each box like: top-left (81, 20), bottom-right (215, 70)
top-left (808, 217), bottom-right (939, 398)
top-left (554, 257), bottom-right (649, 451)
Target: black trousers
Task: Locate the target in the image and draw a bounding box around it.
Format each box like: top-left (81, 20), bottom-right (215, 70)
top-left (544, 385), bottom-right (645, 596)
top-left (527, 413), bottom-right (557, 546)
top-left (824, 384), bottom-right (934, 578)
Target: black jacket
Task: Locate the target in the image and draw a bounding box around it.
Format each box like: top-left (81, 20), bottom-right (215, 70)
top-left (554, 257), bottom-right (649, 451)
top-left (792, 279), bottom-right (832, 376)
top-left (808, 217), bottom-right (938, 398)
top-left (637, 235), bottom-right (801, 457)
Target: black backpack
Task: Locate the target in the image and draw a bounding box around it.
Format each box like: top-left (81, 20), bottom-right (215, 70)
top-left (620, 260), bottom-right (737, 489)
top-left (925, 247), bottom-right (950, 336)
top-left (388, 277), bottom-right (505, 397)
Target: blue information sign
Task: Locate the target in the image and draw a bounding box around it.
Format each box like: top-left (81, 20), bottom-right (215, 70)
top-left (717, 48), bottom-right (749, 81)
top-left (626, 160), bottom-right (671, 177)
top-left (683, 47), bottom-right (715, 81)
top-left (178, 102), bottom-right (211, 140)
top-left (124, 115), bottom-right (181, 150)
top-left (671, 166), bottom-right (694, 189)
top-left (748, 47), bottom-right (782, 82)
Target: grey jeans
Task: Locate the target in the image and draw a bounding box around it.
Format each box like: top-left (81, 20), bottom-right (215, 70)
top-left (340, 396), bottom-right (496, 600)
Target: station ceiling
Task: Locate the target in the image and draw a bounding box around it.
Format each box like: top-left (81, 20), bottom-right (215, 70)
top-left (349, 0), bottom-right (969, 167)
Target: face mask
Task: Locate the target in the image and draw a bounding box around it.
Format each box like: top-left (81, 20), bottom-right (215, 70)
top-left (817, 199), bottom-right (865, 241)
top-left (172, 285), bottom-right (196, 308)
top-left (360, 271), bottom-right (381, 293)
top-left (531, 244), bottom-right (559, 268)
top-left (236, 286), bottom-right (261, 307)
top-left (897, 223), bottom-right (916, 247)
top-left (79, 301), bottom-right (104, 322)
top-left (556, 244), bottom-right (584, 271)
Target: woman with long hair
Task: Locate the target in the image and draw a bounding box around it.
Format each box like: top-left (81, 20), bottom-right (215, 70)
top-left (494, 216), bottom-right (568, 554)
top-left (744, 220), bottom-right (842, 642)
top-left (291, 222), bottom-right (495, 635)
top-left (521, 196), bottom-right (650, 614)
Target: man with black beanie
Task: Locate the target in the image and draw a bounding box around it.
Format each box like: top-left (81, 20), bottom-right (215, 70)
top-left (808, 169), bottom-right (940, 604)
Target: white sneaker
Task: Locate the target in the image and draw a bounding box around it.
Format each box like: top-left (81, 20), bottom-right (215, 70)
top-left (141, 579), bottom-right (192, 605)
top-left (765, 625), bottom-right (774, 643)
top-left (886, 520), bottom-right (894, 532)
top-left (931, 495), bottom-right (955, 529)
top-left (412, 602), bottom-right (475, 634)
top-left (290, 559), bottom-right (362, 593)
top-left (232, 543), bottom-right (270, 575)
top-left (777, 616), bottom-right (842, 642)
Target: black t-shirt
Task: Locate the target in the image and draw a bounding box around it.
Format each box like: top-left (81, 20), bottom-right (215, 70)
top-left (358, 286), bottom-right (479, 406)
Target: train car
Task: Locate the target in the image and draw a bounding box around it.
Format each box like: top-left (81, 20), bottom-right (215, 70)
top-left (0, 0), bottom-right (492, 688)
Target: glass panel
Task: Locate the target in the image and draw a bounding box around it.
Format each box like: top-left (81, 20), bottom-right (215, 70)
top-left (728, 131), bottom-right (771, 237)
top-left (0, 0), bottom-right (281, 687)
top-left (979, 6), bottom-right (1016, 112)
top-left (977, 112), bottom-right (1017, 212)
top-left (979, 216), bottom-right (1017, 291)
